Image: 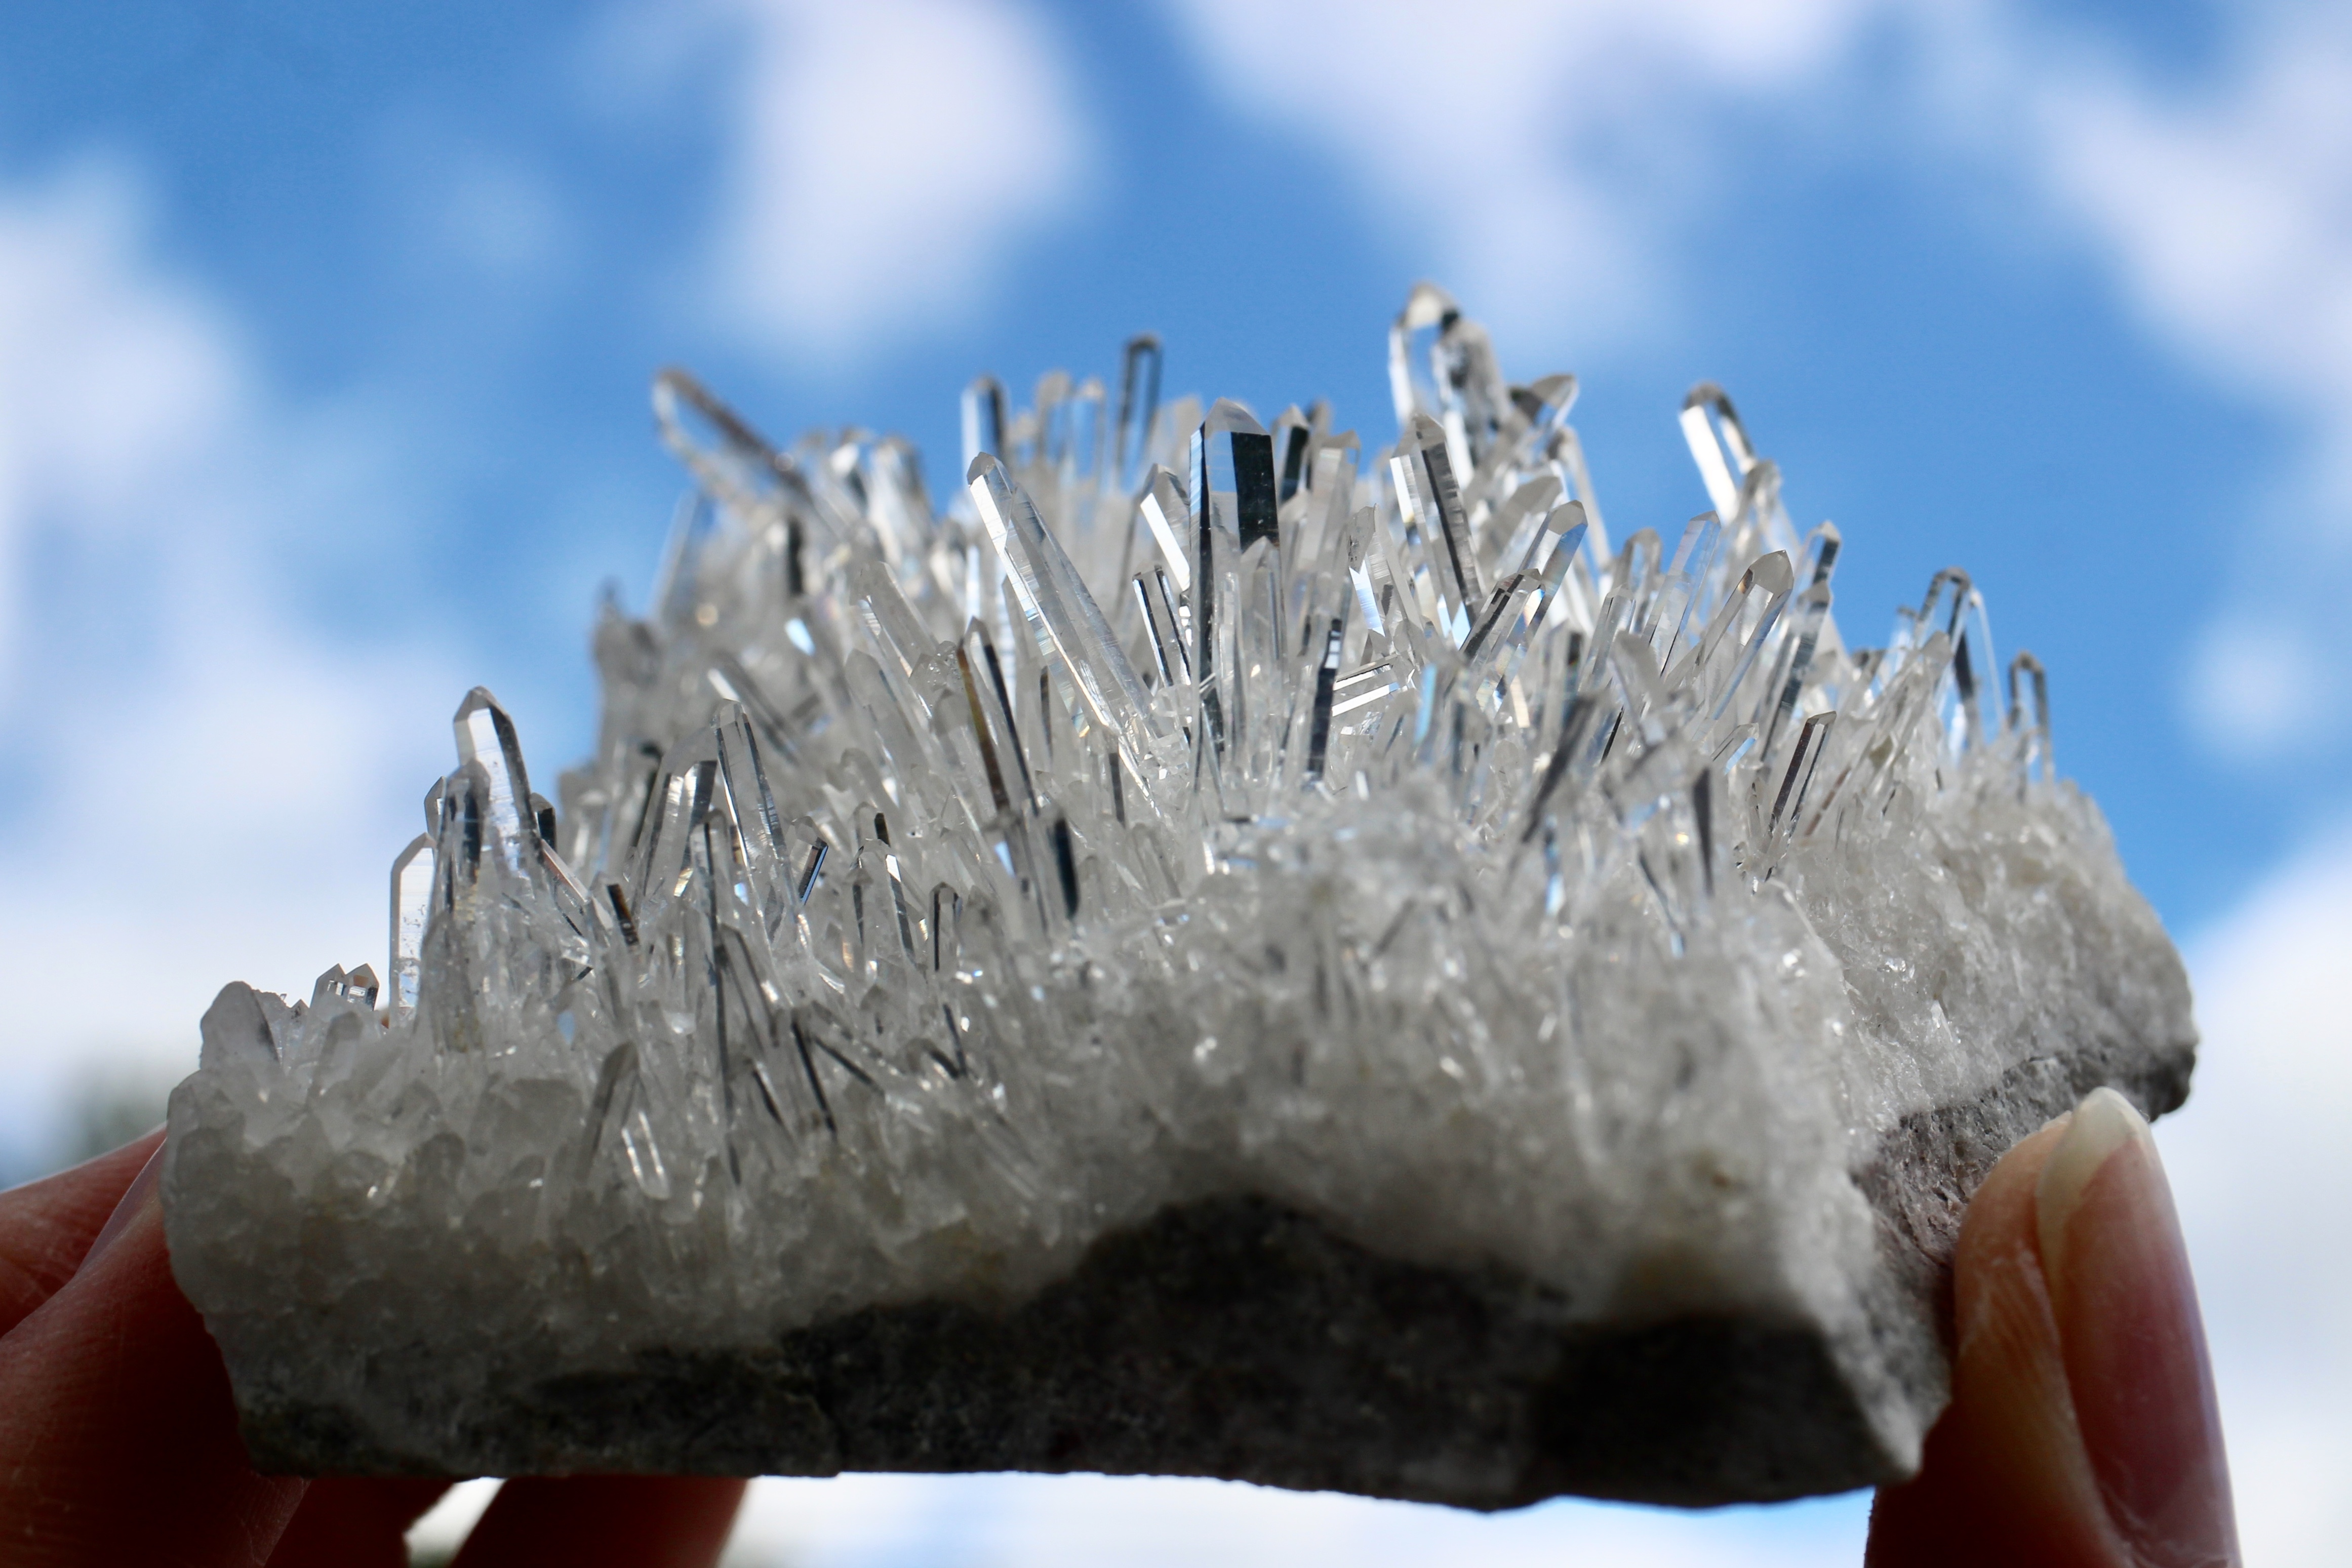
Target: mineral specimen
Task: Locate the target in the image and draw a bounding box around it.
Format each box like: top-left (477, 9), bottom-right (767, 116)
top-left (162, 285), bottom-right (2194, 1509)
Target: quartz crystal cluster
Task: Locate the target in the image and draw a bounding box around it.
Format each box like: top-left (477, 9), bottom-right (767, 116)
top-left (163, 286), bottom-right (2194, 1508)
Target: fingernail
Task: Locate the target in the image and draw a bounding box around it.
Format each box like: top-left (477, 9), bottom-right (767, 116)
top-left (81, 1141), bottom-right (166, 1269)
top-left (2035, 1087), bottom-right (2240, 1564)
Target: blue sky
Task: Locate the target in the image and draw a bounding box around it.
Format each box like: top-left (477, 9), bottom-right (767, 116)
top-left (5, 0), bottom-right (2339, 924)
top-left (3, 1), bottom-right (2349, 1561)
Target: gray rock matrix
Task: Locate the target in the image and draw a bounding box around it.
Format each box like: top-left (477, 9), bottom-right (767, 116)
top-left (163, 289), bottom-right (2196, 1508)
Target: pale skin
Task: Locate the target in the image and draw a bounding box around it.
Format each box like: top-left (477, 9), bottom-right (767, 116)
top-left (0, 1089), bottom-right (2236, 1565)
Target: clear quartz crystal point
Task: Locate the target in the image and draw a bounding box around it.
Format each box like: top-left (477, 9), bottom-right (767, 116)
top-left (1390, 413), bottom-right (1483, 643)
top-left (1187, 401), bottom-right (1282, 760)
top-left (963, 375), bottom-right (1007, 472)
top-left (1680, 382), bottom-right (1761, 527)
top-left (1387, 280), bottom-right (1460, 429)
top-left (1513, 373), bottom-right (1578, 447)
top-left (968, 453), bottom-right (1163, 768)
top-left (1137, 466), bottom-right (1192, 594)
top-left (389, 833), bottom-right (435, 1015)
top-left (1191, 398), bottom-right (1280, 554)
top-left (1115, 333), bottom-right (1163, 493)
top-left (165, 285), bottom-right (2194, 1510)
top-left (453, 687), bottom-right (536, 865)
top-left (198, 982), bottom-right (284, 1071)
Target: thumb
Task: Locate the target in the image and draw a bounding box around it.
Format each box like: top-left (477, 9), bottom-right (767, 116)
top-left (1866, 1088), bottom-right (2239, 1567)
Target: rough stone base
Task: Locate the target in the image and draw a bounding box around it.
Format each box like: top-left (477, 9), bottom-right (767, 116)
top-left (219, 1031), bottom-right (2195, 1511)
top-left (239, 1195), bottom-right (1889, 1508)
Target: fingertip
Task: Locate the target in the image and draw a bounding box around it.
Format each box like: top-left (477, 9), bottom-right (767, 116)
top-left (2041, 1093), bottom-right (2239, 1563)
top-left (265, 1477), bottom-right (455, 1567)
top-left (2035, 1088), bottom-right (2148, 1313)
top-left (1867, 1110), bottom-right (2125, 1567)
top-left (451, 1476), bottom-right (746, 1568)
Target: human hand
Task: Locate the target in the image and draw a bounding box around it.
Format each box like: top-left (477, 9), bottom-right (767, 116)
top-left (0, 1128), bottom-right (745, 1567)
top-left (1867, 1087), bottom-right (2240, 1566)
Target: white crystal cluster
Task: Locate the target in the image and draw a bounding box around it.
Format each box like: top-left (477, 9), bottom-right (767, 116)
top-left (166, 286), bottom-right (2182, 1470)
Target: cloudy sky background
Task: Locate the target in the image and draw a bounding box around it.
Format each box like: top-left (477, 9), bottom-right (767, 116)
top-left (2, 1), bottom-right (2347, 1561)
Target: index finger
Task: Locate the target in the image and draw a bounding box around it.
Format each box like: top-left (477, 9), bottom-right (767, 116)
top-left (0, 1140), bottom-right (307, 1566)
top-left (0, 1127), bottom-right (167, 1336)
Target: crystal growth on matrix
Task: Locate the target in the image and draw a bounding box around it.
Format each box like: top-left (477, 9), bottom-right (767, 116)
top-left (163, 286), bottom-right (2194, 1506)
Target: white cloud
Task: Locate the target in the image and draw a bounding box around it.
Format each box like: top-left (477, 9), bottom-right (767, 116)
top-left (1990, 5), bottom-right (2352, 757)
top-left (427, 149), bottom-right (572, 283)
top-left (721, 1470), bottom-right (1865, 1566)
top-left (2166, 821), bottom-right (2352, 1564)
top-left (2021, 11), bottom-right (2352, 446)
top-left (2183, 619), bottom-right (2317, 757)
top-left (0, 163), bottom-right (244, 685)
top-left (1162, 0), bottom-right (1884, 357)
top-left (0, 160), bottom-right (454, 1165)
top-left (699, 0), bottom-right (1090, 360)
